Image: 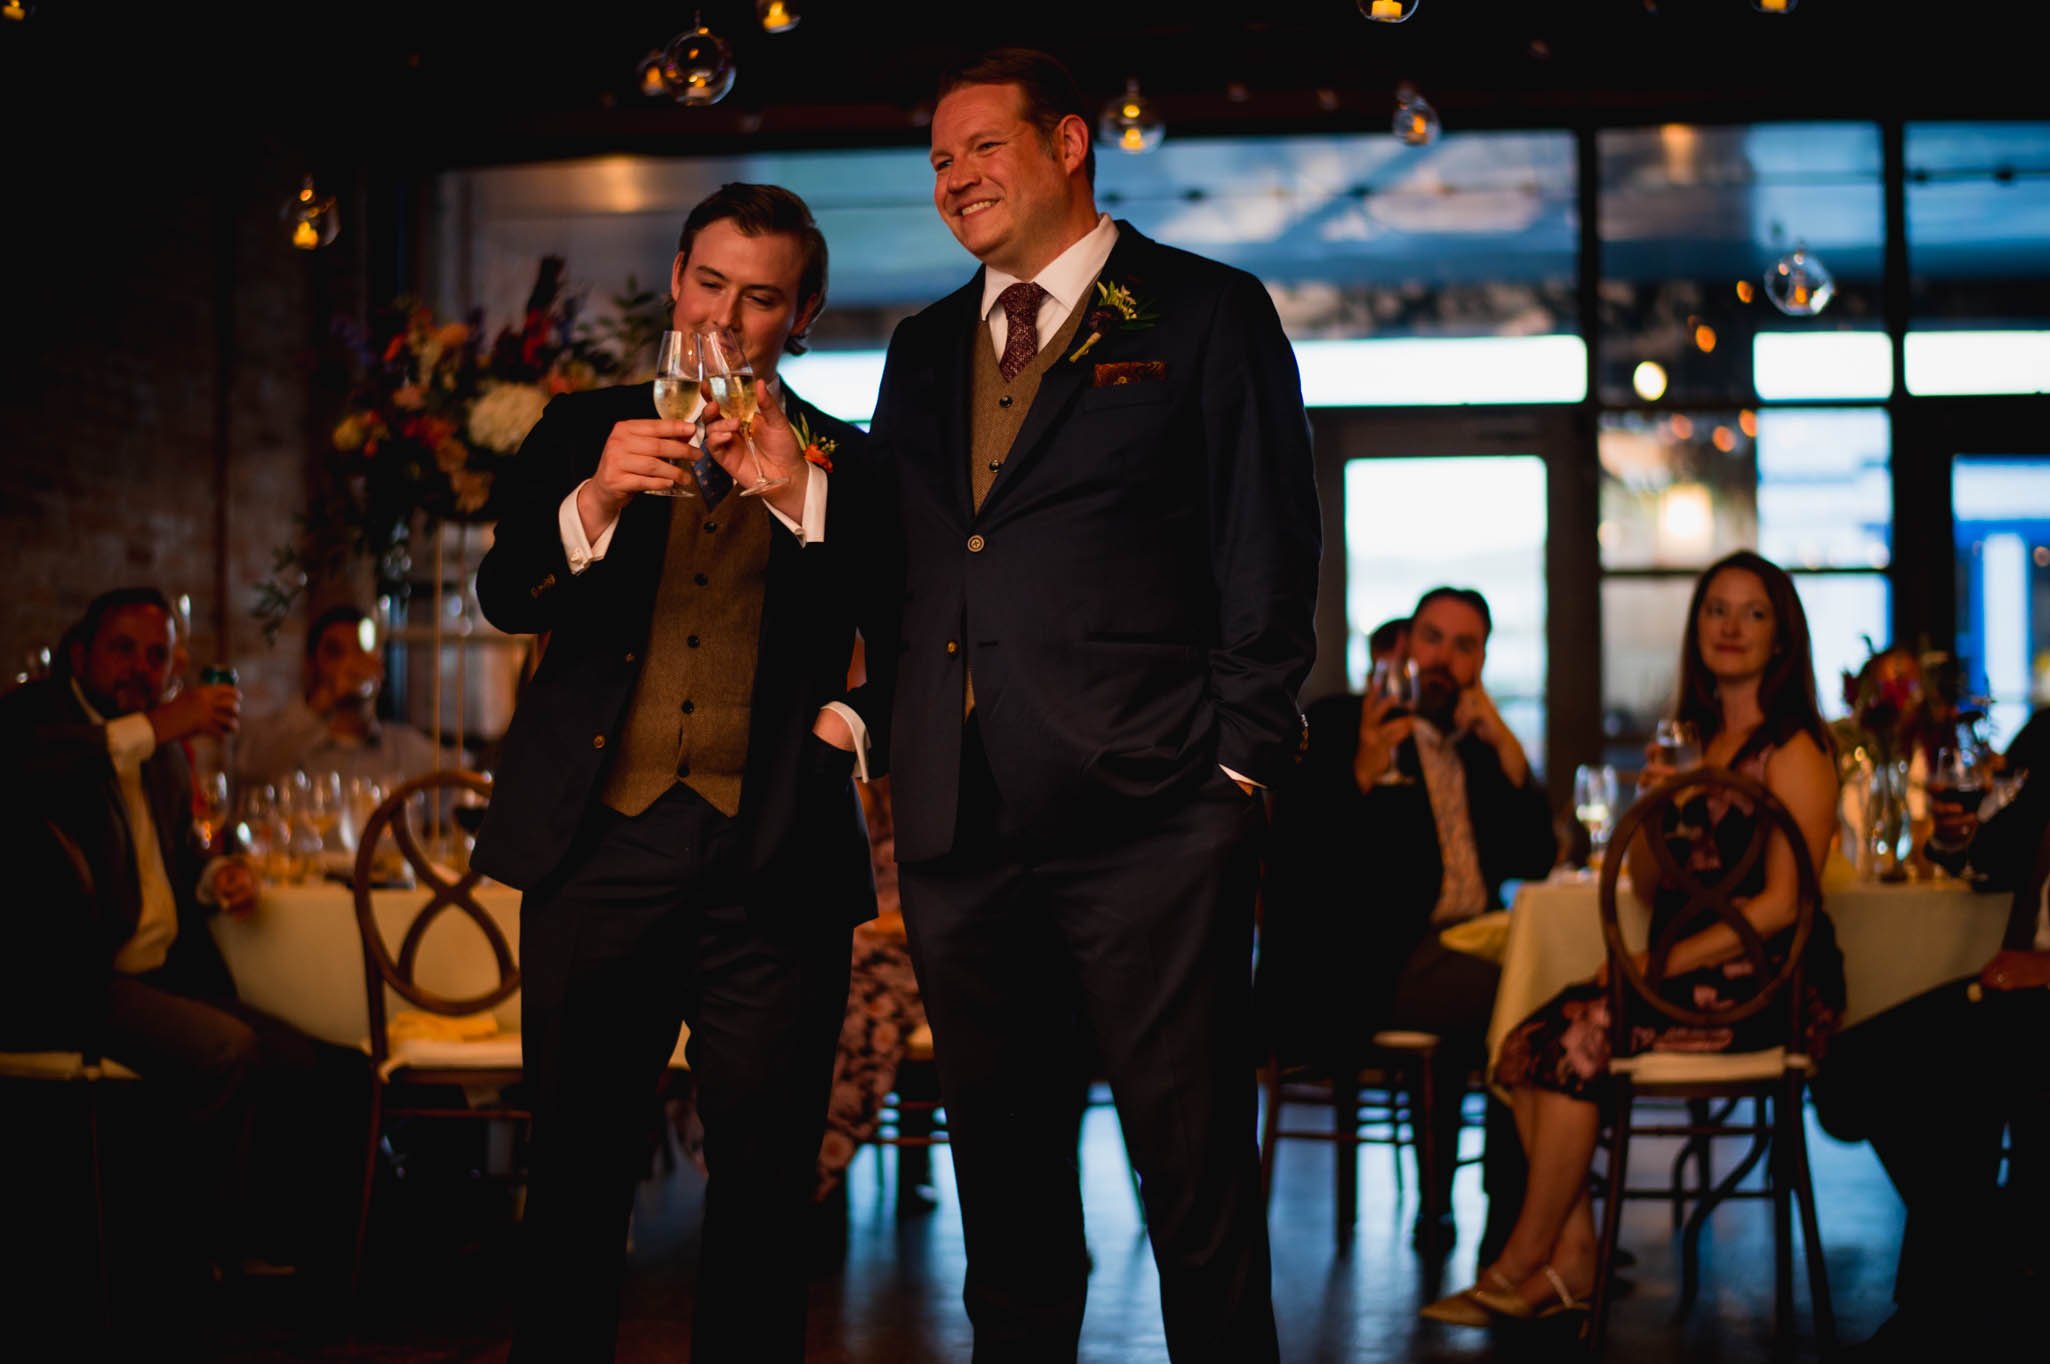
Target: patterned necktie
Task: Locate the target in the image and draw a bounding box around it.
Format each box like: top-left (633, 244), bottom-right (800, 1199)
top-left (693, 440), bottom-right (732, 509)
top-left (1413, 723), bottom-right (1489, 925)
top-left (997, 281), bottom-right (1048, 382)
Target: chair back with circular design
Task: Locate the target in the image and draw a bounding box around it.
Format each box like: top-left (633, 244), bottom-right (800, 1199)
top-left (1597, 763), bottom-right (1820, 1045)
top-left (350, 769), bottom-right (515, 1070)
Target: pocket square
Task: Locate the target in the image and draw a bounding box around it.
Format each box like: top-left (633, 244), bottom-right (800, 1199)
top-left (1092, 360), bottom-right (1168, 387)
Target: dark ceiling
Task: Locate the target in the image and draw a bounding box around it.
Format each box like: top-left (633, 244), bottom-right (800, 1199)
top-left (5, 1), bottom-right (2039, 172)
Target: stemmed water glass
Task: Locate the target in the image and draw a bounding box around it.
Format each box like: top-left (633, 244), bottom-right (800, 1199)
top-left (1574, 763), bottom-right (1619, 870)
top-left (696, 324), bottom-right (787, 498)
top-left (648, 330), bottom-right (702, 499)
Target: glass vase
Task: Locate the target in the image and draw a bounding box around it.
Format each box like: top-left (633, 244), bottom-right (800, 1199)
top-left (1863, 752), bottom-right (1912, 881)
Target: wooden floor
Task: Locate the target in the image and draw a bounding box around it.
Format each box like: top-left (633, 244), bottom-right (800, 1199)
top-left (23, 1088), bottom-right (1911, 1362)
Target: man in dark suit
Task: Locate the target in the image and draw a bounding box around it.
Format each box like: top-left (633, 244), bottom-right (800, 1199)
top-left (470, 184), bottom-right (896, 1362)
top-left (0, 586), bottom-right (361, 1282)
top-left (1260, 587), bottom-right (1556, 1262)
top-left (859, 48), bottom-right (1320, 1362)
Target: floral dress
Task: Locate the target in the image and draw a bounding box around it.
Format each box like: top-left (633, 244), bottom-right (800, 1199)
top-left (1494, 744), bottom-right (1846, 1100)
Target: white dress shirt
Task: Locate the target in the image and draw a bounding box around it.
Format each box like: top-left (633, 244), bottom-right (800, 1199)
top-left (73, 681), bottom-right (180, 975)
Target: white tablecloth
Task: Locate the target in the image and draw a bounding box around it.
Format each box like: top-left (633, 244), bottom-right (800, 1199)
top-left (210, 880), bottom-right (689, 1066)
top-left (1484, 870), bottom-right (2013, 1087)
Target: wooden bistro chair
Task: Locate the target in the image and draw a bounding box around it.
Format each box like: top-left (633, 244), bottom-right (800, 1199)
top-left (1588, 766), bottom-right (1834, 1354)
top-left (1259, 1028), bottom-right (1444, 1252)
top-left (349, 769), bottom-right (525, 1292)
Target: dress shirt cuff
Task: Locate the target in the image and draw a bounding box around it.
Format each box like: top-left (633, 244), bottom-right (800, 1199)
top-left (1221, 764), bottom-right (1262, 790)
top-left (766, 461), bottom-right (828, 544)
top-left (559, 481), bottom-right (619, 574)
top-left (823, 701), bottom-right (870, 782)
top-left (106, 711), bottom-right (158, 769)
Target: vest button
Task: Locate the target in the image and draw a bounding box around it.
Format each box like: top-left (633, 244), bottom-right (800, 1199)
top-left (676, 761), bottom-right (691, 778)
top-left (592, 734), bottom-right (606, 749)
top-left (987, 460), bottom-right (1003, 473)
top-left (694, 573), bottom-right (709, 587)
top-left (998, 395), bottom-right (1013, 408)
top-left (967, 534), bottom-right (986, 552)
top-left (687, 634), bottom-right (701, 648)
top-left (703, 521), bottom-right (718, 533)
top-left (681, 699), bottom-right (695, 714)
top-left (945, 640), bottom-right (959, 656)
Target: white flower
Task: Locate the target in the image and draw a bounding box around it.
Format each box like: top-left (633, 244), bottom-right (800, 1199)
top-left (466, 381), bottom-right (550, 453)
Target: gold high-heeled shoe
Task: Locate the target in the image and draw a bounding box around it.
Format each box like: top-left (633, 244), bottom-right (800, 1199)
top-left (1419, 1268), bottom-right (1521, 1326)
top-left (1470, 1264), bottom-right (1586, 1321)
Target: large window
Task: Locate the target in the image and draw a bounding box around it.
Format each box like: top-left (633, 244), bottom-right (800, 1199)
top-left (1954, 457), bottom-right (2050, 747)
top-left (1344, 456), bottom-right (1548, 771)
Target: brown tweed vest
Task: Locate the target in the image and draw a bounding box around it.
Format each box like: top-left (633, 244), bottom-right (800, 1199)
top-left (598, 495), bottom-right (772, 818)
top-left (963, 296), bottom-right (1091, 715)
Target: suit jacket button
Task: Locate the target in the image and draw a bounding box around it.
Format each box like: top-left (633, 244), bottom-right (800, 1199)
top-left (624, 652), bottom-right (636, 664)
top-left (592, 734), bottom-right (606, 750)
top-left (967, 534), bottom-right (985, 552)
top-left (945, 640), bottom-right (959, 656)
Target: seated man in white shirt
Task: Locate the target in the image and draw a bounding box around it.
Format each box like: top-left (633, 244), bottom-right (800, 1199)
top-left (234, 603), bottom-right (443, 792)
top-left (0, 587), bottom-right (366, 1284)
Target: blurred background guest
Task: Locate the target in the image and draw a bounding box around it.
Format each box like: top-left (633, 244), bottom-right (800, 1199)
top-left (0, 586), bottom-right (367, 1286)
top-left (1262, 587), bottom-right (1554, 1262)
top-left (1437, 550), bottom-right (1844, 1324)
top-left (235, 603), bottom-right (442, 790)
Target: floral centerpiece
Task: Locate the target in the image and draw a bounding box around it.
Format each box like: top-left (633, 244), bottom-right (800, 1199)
top-left (1831, 639), bottom-right (1970, 878)
top-left (254, 258), bottom-right (669, 641)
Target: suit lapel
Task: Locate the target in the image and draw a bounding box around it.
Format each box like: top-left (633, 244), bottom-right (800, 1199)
top-left (977, 227), bottom-right (1152, 520)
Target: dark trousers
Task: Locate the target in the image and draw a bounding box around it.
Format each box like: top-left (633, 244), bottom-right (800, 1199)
top-left (1811, 979), bottom-right (2050, 1321)
top-left (897, 723), bottom-right (1279, 1364)
top-left (509, 786), bottom-right (852, 1363)
top-left (1382, 934), bottom-right (1526, 1258)
top-left (102, 973), bottom-right (367, 1272)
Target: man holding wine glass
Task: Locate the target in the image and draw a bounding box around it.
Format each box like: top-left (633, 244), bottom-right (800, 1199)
top-left (471, 182), bottom-right (897, 1362)
top-left (1264, 586), bottom-right (1555, 1263)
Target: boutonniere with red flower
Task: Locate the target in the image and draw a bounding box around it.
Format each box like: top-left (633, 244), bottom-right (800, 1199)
top-left (1066, 276), bottom-right (1160, 364)
top-left (792, 410), bottom-right (837, 473)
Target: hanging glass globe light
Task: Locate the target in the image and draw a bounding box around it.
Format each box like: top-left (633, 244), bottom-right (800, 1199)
top-left (1358, 0), bottom-right (1420, 21)
top-left (635, 49), bottom-right (672, 99)
top-left (1098, 78), bottom-right (1164, 155)
top-left (663, 20), bottom-right (736, 106)
top-left (1393, 83), bottom-right (1439, 146)
top-left (282, 174), bottom-right (339, 251)
top-left (1766, 242), bottom-right (1834, 317)
top-left (1752, 0), bottom-right (1797, 12)
top-left (756, 0), bottom-right (800, 32)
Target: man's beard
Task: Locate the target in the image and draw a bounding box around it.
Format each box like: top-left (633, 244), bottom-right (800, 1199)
top-left (1413, 666), bottom-right (1461, 730)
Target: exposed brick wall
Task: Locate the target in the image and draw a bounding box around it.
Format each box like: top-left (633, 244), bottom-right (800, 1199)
top-left (1, 142), bottom-right (367, 722)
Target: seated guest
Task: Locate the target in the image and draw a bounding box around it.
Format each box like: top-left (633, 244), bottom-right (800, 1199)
top-left (1427, 550), bottom-right (1845, 1323)
top-left (1262, 587), bottom-right (1555, 1258)
top-left (235, 603), bottom-right (441, 789)
top-left (0, 587), bottom-right (366, 1281)
top-left (1811, 710), bottom-right (2049, 1357)
top-left (1367, 614), bottom-right (1409, 673)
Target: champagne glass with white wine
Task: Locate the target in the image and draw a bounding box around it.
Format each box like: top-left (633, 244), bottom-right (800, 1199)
top-left (696, 324), bottom-right (788, 498)
top-left (648, 330), bottom-right (702, 499)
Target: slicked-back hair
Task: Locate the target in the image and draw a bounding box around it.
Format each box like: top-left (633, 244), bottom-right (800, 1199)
top-left (675, 183), bottom-right (829, 355)
top-left (935, 47), bottom-right (1096, 189)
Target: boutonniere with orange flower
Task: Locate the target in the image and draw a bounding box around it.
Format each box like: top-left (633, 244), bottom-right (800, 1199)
top-left (792, 410), bottom-right (837, 473)
top-left (1066, 275), bottom-right (1160, 364)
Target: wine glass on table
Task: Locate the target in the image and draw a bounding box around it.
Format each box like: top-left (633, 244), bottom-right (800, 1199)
top-left (1652, 718), bottom-right (1702, 773)
top-left (696, 323), bottom-right (787, 498)
top-left (648, 330), bottom-right (702, 499)
top-left (191, 768), bottom-right (230, 855)
top-left (1367, 655), bottom-right (1420, 786)
top-left (1927, 740), bottom-right (1986, 860)
top-left (1574, 763), bottom-right (1619, 871)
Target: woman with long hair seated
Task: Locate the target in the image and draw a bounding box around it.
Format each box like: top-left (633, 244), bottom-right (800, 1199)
top-left (1423, 549), bottom-right (1847, 1324)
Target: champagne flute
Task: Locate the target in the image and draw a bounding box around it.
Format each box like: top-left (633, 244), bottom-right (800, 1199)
top-left (192, 769), bottom-right (230, 855)
top-left (696, 324), bottom-right (787, 498)
top-left (647, 330), bottom-right (702, 499)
